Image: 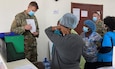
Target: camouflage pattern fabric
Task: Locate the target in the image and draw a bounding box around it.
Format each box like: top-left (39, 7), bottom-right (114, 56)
top-left (95, 20), bottom-right (106, 49)
top-left (10, 10), bottom-right (39, 63)
top-left (96, 20), bottom-right (106, 37)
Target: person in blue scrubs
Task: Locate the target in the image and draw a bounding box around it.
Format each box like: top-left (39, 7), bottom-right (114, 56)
top-left (97, 16), bottom-right (115, 68)
top-left (80, 20), bottom-right (102, 69)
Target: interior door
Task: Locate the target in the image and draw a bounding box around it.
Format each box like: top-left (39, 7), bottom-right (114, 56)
top-left (71, 3), bottom-right (103, 34)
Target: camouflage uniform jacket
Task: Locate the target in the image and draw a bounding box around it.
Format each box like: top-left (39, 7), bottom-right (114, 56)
top-left (10, 10), bottom-right (39, 47)
top-left (96, 20), bottom-right (106, 37)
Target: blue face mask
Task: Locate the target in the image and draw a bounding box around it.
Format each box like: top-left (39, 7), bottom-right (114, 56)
top-left (28, 10), bottom-right (35, 16)
top-left (83, 26), bottom-right (88, 32)
top-left (92, 17), bottom-right (97, 22)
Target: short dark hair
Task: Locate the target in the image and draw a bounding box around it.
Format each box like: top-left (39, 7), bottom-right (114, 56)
top-left (29, 1), bottom-right (39, 9)
top-left (104, 16), bottom-right (115, 30)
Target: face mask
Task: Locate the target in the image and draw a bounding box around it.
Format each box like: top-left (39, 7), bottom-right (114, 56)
top-left (28, 10), bottom-right (35, 16)
top-left (92, 17), bottom-right (97, 22)
top-left (83, 26), bottom-right (88, 32)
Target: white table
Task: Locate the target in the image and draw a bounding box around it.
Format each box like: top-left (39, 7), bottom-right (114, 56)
top-left (6, 59), bottom-right (38, 69)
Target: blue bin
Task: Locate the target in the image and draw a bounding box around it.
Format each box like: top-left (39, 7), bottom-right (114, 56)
top-left (0, 32), bottom-right (18, 39)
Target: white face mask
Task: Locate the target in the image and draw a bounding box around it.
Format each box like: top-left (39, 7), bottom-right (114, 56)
top-left (92, 17), bottom-right (97, 22)
top-left (83, 26), bottom-right (88, 32)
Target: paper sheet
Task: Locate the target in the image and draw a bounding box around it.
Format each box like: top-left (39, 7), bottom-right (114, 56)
top-left (81, 10), bottom-right (88, 17)
top-left (26, 19), bottom-right (36, 33)
top-left (14, 64), bottom-right (37, 69)
top-left (72, 8), bottom-right (80, 22)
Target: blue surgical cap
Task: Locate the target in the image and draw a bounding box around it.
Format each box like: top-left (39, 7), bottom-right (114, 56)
top-left (59, 13), bottom-right (78, 29)
top-left (84, 20), bottom-right (96, 32)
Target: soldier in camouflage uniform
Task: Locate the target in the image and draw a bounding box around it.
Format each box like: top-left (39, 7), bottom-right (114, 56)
top-left (10, 1), bottom-right (39, 63)
top-left (92, 12), bottom-right (107, 37)
top-left (92, 12), bottom-right (107, 50)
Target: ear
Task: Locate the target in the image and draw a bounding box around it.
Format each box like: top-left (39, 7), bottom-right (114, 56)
top-left (88, 27), bottom-right (92, 32)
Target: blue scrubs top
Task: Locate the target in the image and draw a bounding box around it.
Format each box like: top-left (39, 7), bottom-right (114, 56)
top-left (97, 31), bottom-right (115, 62)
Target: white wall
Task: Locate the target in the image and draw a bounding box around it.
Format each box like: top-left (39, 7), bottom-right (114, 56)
top-left (0, 0), bottom-right (115, 62)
